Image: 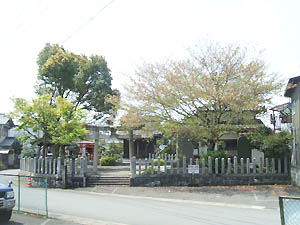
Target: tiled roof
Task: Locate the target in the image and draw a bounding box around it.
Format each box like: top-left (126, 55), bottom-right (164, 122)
top-left (0, 137), bottom-right (15, 147)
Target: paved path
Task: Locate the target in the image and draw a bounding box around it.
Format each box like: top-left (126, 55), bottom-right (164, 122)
top-left (3, 212), bottom-right (82, 225)
top-left (93, 166), bottom-right (130, 177)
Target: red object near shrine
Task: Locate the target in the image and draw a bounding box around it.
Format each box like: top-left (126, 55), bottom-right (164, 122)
top-left (77, 141), bottom-right (95, 160)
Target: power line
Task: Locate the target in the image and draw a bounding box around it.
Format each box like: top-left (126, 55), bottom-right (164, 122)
top-left (61, 0), bottom-right (116, 44)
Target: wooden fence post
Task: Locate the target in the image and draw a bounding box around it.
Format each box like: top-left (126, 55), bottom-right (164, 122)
top-left (227, 158), bottom-right (231, 174)
top-left (131, 156), bottom-right (136, 177)
top-left (164, 157), bottom-right (167, 174)
top-left (57, 157), bottom-right (61, 177)
top-left (183, 157), bottom-right (186, 174)
top-left (151, 158), bottom-right (154, 175)
top-left (265, 158), bottom-right (269, 174)
top-left (53, 159), bottom-right (56, 175)
top-left (259, 157), bottom-right (263, 174)
top-left (33, 157), bottom-right (37, 173)
top-left (49, 158), bottom-right (52, 175)
top-left (38, 157), bottom-right (41, 174)
top-left (272, 158), bottom-right (276, 173)
top-left (240, 158), bottom-right (244, 174)
top-left (145, 158), bottom-right (148, 175)
top-left (170, 158), bottom-right (174, 174)
top-left (246, 158), bottom-right (250, 174)
top-left (45, 157), bottom-right (48, 174)
top-left (215, 158), bottom-right (219, 174)
top-left (41, 157), bottom-right (44, 174)
top-left (221, 158), bottom-right (225, 175)
top-left (278, 159), bottom-right (282, 174)
top-left (75, 158), bottom-right (78, 175)
top-left (234, 156), bottom-right (237, 175)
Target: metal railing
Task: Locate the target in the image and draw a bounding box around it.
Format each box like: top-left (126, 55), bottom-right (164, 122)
top-left (279, 196), bottom-right (300, 225)
top-left (0, 174), bottom-right (49, 217)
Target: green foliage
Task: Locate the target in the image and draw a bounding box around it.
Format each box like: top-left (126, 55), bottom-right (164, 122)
top-left (153, 159), bottom-right (165, 166)
top-left (11, 94), bottom-right (87, 156)
top-left (100, 156), bottom-right (116, 166)
top-left (36, 43), bottom-right (117, 120)
top-left (101, 143), bottom-right (123, 160)
top-left (248, 129), bottom-right (292, 158)
top-left (11, 95), bottom-right (56, 149)
top-left (247, 126), bottom-right (273, 150)
top-left (50, 96), bottom-right (88, 145)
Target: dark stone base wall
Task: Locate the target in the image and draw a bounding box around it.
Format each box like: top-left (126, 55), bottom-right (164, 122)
top-left (291, 166), bottom-right (300, 186)
top-left (130, 174), bottom-right (291, 187)
top-left (31, 175), bottom-right (85, 188)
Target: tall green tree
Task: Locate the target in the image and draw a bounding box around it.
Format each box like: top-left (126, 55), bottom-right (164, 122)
top-left (36, 43), bottom-right (117, 120)
top-left (122, 42), bottom-right (283, 150)
top-left (11, 95), bottom-right (87, 157)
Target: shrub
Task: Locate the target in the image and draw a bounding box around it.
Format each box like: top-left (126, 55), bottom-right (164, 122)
top-left (248, 128), bottom-right (292, 158)
top-left (101, 143), bottom-right (123, 160)
top-left (100, 157), bottom-right (116, 166)
top-left (142, 167), bottom-right (158, 175)
top-left (153, 159), bottom-right (165, 166)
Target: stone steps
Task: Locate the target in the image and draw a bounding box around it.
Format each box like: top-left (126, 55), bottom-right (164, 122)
top-left (87, 176), bottom-right (130, 186)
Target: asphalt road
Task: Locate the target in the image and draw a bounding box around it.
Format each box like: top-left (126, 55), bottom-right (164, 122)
top-left (15, 184), bottom-right (284, 225)
top-left (1, 170), bottom-right (300, 225)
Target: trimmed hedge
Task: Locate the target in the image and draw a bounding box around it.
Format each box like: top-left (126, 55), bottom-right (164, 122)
top-left (100, 157), bottom-right (116, 166)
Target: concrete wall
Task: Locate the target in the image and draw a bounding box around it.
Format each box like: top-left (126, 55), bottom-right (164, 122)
top-left (289, 80), bottom-right (300, 185)
top-left (130, 174), bottom-right (290, 187)
top-left (291, 82), bottom-right (300, 167)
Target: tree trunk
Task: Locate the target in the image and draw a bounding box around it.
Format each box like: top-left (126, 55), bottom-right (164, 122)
top-left (128, 130), bottom-right (134, 159)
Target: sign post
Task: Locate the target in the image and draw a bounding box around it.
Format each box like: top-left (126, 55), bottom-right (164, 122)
top-left (188, 165), bottom-right (200, 174)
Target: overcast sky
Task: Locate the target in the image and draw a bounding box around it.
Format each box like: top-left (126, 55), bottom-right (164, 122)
top-left (1, 0), bottom-right (300, 114)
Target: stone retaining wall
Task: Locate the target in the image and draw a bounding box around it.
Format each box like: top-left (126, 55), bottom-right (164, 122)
top-left (130, 174), bottom-right (290, 187)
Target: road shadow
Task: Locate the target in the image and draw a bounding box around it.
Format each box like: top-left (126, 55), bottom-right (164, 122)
top-left (2, 221), bottom-right (23, 225)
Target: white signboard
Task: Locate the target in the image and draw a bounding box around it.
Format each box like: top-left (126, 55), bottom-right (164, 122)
top-left (188, 165), bottom-right (199, 174)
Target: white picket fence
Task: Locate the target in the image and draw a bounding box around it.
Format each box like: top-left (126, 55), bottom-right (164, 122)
top-left (20, 156), bottom-right (88, 177)
top-left (131, 154), bottom-right (289, 177)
